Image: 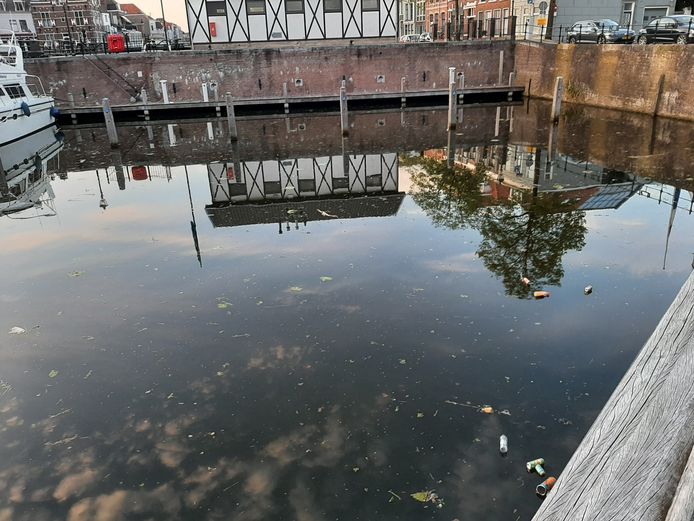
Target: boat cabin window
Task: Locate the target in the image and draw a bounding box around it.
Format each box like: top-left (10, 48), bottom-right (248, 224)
top-left (4, 84), bottom-right (26, 99)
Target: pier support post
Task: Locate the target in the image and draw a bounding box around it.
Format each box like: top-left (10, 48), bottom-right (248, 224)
top-left (339, 80), bottom-right (349, 137)
top-left (160, 80), bottom-right (170, 104)
top-left (550, 76), bottom-right (564, 125)
top-left (498, 50), bottom-right (504, 85)
top-left (400, 77), bottom-right (406, 109)
top-left (225, 93), bottom-right (238, 142)
top-left (68, 92), bottom-right (77, 125)
top-left (140, 88), bottom-right (150, 121)
top-left (102, 98), bottom-right (119, 148)
top-left (283, 82), bottom-right (289, 114)
top-left (447, 67), bottom-right (457, 131)
top-left (457, 71), bottom-right (465, 126)
top-left (201, 82), bottom-right (209, 102)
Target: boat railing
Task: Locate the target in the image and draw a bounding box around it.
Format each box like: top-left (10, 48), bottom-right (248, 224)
top-left (24, 75), bottom-right (48, 97)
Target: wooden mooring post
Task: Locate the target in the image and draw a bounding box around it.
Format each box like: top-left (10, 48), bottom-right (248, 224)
top-left (550, 76), bottom-right (564, 125)
top-left (532, 270), bottom-right (694, 521)
top-left (101, 98), bottom-right (119, 148)
top-left (225, 93), bottom-right (238, 142)
top-left (447, 67), bottom-right (457, 131)
top-left (339, 80), bottom-right (349, 137)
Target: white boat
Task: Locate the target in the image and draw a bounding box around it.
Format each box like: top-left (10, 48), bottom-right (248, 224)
top-left (0, 34), bottom-right (57, 149)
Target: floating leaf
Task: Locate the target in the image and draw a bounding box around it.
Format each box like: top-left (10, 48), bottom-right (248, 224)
top-left (48, 370), bottom-right (59, 378)
top-left (8, 326), bottom-right (26, 335)
top-left (68, 271), bottom-right (84, 277)
top-left (416, 412), bottom-right (424, 418)
top-left (480, 406), bottom-right (494, 414)
top-left (289, 287), bottom-right (303, 292)
top-left (217, 302), bottom-right (231, 309)
top-left (319, 276), bottom-right (333, 282)
top-left (411, 491), bottom-right (432, 502)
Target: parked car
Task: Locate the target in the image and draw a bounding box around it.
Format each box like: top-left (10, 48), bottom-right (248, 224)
top-left (637, 15), bottom-right (694, 45)
top-left (567, 19), bottom-right (635, 44)
top-left (399, 34), bottom-right (419, 43)
top-left (418, 32), bottom-right (433, 42)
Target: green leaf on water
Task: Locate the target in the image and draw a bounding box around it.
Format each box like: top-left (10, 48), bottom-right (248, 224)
top-left (410, 491), bottom-right (431, 502)
top-left (217, 302), bottom-right (230, 309)
top-left (289, 287), bottom-right (303, 292)
top-left (319, 276), bottom-right (333, 282)
top-left (48, 370), bottom-right (59, 378)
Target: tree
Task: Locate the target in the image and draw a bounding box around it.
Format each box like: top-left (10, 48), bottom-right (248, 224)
top-left (474, 196), bottom-right (586, 298)
top-left (408, 157), bottom-right (588, 298)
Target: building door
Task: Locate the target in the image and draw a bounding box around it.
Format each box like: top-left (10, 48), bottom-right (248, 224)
top-left (621, 2), bottom-right (634, 28)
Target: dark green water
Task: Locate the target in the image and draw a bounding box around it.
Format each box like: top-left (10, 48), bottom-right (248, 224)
top-left (1, 102), bottom-right (693, 521)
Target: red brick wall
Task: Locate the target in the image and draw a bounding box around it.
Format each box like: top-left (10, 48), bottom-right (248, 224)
top-left (26, 41), bottom-right (515, 107)
top-left (514, 41), bottom-right (694, 121)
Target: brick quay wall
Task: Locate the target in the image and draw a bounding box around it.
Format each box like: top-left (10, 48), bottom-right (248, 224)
top-left (26, 40), bottom-right (694, 121)
top-left (514, 41), bottom-right (694, 121)
top-left (26, 41), bottom-right (514, 107)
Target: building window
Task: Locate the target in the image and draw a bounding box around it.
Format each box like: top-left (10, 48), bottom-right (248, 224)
top-left (13, 0), bottom-right (24, 11)
top-left (246, 0), bottom-right (266, 14)
top-left (19, 19), bottom-right (28, 31)
top-left (362, 0), bottom-right (379, 11)
top-left (324, 0), bottom-right (341, 12)
top-left (206, 1), bottom-right (226, 15)
top-left (286, 0), bottom-right (304, 13)
top-left (75, 10), bottom-right (85, 25)
top-left (4, 84), bottom-right (26, 99)
top-left (9, 19), bottom-right (18, 31)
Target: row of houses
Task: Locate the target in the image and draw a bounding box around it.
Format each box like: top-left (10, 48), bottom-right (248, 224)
top-left (401, 0), bottom-right (681, 39)
top-left (184, 0), bottom-right (680, 46)
top-left (0, 1), bottom-right (185, 50)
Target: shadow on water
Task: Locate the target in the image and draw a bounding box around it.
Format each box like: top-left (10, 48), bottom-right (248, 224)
top-left (0, 100), bottom-right (693, 521)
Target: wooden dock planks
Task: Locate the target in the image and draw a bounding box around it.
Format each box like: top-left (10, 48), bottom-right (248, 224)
top-left (533, 270), bottom-right (694, 521)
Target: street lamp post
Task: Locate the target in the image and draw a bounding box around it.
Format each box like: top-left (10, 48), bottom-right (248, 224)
top-left (159, 0), bottom-right (171, 51)
top-left (61, 2), bottom-right (74, 54)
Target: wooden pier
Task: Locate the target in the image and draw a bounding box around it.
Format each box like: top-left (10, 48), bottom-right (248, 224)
top-left (55, 86), bottom-right (524, 125)
top-left (533, 271), bottom-right (694, 521)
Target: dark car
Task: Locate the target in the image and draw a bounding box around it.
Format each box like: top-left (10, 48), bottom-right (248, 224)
top-left (567, 19), bottom-right (635, 44)
top-left (637, 15), bottom-right (694, 44)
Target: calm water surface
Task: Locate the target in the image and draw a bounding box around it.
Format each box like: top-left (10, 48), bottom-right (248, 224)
top-left (1, 102), bottom-right (693, 521)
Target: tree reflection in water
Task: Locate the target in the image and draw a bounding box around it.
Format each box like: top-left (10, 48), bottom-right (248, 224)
top-left (407, 157), bottom-right (587, 299)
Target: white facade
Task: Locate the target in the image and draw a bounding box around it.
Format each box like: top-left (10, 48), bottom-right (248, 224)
top-left (187, 0), bottom-right (398, 45)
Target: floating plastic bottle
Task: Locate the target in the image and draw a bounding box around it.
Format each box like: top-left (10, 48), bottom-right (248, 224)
top-left (584, 285), bottom-right (593, 295)
top-left (499, 435), bottom-right (508, 454)
top-left (533, 291), bottom-right (551, 299)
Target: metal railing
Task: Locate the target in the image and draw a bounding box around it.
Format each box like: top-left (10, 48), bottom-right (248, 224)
top-left (424, 17), bottom-right (693, 45)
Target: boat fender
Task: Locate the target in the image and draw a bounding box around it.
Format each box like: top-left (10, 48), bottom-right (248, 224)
top-left (50, 107), bottom-right (61, 119)
top-left (20, 102), bottom-right (31, 117)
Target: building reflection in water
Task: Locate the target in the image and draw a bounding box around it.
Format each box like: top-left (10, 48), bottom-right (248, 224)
top-left (35, 104), bottom-right (694, 277)
top-left (205, 151), bottom-right (403, 231)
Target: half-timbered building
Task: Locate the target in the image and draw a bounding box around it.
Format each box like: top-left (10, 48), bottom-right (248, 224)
top-left (186, 0), bottom-right (398, 45)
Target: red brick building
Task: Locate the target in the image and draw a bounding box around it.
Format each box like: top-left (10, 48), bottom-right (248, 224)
top-left (426, 0), bottom-right (513, 39)
top-left (473, 0), bottom-right (512, 38)
top-left (425, 0), bottom-right (464, 39)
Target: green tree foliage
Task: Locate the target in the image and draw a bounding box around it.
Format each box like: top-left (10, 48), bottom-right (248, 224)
top-left (407, 157), bottom-right (587, 298)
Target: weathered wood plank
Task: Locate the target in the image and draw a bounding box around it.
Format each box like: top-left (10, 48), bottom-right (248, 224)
top-left (532, 270), bottom-right (694, 521)
top-left (665, 446), bottom-right (694, 521)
